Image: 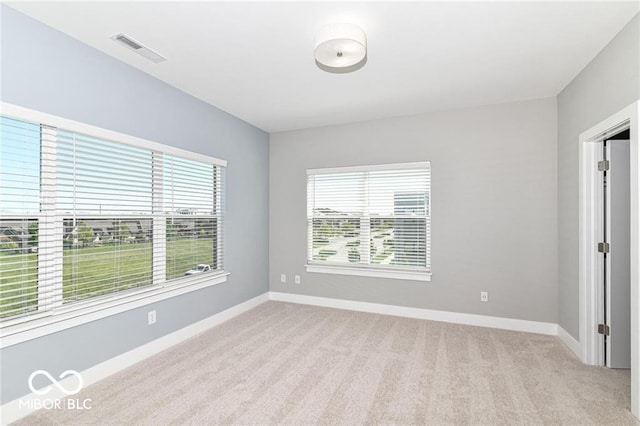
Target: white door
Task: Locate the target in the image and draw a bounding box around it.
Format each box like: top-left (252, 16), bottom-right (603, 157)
top-left (605, 139), bottom-right (631, 369)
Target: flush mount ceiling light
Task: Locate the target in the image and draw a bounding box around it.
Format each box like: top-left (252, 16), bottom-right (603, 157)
top-left (314, 23), bottom-right (367, 73)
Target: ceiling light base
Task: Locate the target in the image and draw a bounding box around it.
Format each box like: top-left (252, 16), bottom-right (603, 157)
top-left (314, 23), bottom-right (367, 73)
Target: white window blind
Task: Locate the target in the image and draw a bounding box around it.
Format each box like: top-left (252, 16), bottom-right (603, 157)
top-left (0, 114), bottom-right (226, 323)
top-left (307, 162), bottom-right (430, 275)
top-left (56, 129), bottom-right (154, 304)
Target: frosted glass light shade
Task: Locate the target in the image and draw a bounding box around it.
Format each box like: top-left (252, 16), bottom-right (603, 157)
top-left (314, 23), bottom-right (367, 72)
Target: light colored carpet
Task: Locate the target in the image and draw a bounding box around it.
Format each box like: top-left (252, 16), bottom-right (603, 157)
top-left (19, 301), bottom-right (636, 425)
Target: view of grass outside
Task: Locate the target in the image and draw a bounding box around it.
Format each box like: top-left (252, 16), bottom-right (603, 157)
top-left (0, 238), bottom-right (214, 318)
top-left (63, 243), bottom-right (153, 303)
top-left (166, 238), bottom-right (214, 280)
top-left (0, 218), bottom-right (39, 318)
top-left (0, 248), bottom-right (38, 318)
top-left (166, 217), bottom-right (216, 280)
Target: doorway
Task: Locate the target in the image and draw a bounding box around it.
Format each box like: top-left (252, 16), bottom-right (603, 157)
top-left (579, 101), bottom-right (639, 418)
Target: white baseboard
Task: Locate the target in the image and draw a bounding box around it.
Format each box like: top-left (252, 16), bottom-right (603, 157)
top-left (558, 325), bottom-right (583, 361)
top-left (269, 292), bottom-right (558, 335)
top-left (0, 292), bottom-right (269, 425)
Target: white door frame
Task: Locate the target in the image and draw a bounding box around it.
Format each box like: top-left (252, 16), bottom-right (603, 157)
top-left (579, 101), bottom-right (639, 417)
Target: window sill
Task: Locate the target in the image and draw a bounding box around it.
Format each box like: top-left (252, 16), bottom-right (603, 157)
top-left (305, 264), bottom-right (431, 282)
top-left (0, 272), bottom-right (229, 349)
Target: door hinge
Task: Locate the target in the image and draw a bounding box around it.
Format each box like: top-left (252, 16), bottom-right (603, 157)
top-left (598, 160), bottom-right (610, 171)
top-left (598, 242), bottom-right (610, 253)
top-left (598, 323), bottom-right (611, 336)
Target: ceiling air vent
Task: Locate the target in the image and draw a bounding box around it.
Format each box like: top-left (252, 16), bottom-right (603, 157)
top-left (110, 33), bottom-right (166, 63)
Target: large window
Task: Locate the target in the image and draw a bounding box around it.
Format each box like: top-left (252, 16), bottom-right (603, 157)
top-left (0, 113), bottom-right (226, 323)
top-left (306, 162), bottom-right (430, 281)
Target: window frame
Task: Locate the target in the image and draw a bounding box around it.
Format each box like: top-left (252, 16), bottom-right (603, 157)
top-left (0, 102), bottom-right (228, 348)
top-left (305, 162), bottom-right (432, 282)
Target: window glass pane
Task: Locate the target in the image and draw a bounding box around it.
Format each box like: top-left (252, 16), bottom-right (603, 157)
top-left (0, 117), bottom-right (40, 214)
top-left (166, 217), bottom-right (216, 280)
top-left (369, 218), bottom-right (427, 267)
top-left (164, 154), bottom-right (220, 280)
top-left (312, 218), bottom-right (361, 263)
top-left (56, 129), bottom-right (155, 303)
top-left (0, 219), bottom-right (38, 318)
top-left (0, 117), bottom-right (40, 318)
top-left (62, 218), bottom-right (153, 303)
top-left (370, 218), bottom-right (394, 265)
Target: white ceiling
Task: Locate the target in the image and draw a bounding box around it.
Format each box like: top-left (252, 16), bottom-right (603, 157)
top-left (6, 1), bottom-right (640, 133)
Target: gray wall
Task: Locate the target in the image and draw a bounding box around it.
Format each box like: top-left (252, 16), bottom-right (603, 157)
top-left (270, 98), bottom-right (558, 323)
top-left (557, 13), bottom-right (640, 339)
top-left (0, 6), bottom-right (269, 403)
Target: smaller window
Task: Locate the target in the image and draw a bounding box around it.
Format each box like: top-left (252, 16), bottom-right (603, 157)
top-left (306, 162), bottom-right (431, 281)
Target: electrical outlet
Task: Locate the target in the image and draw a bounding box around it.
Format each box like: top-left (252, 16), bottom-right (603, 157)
top-left (294, 275), bottom-right (300, 284)
top-left (280, 274), bottom-right (287, 283)
top-left (480, 292), bottom-right (488, 302)
top-left (148, 310), bottom-right (157, 325)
